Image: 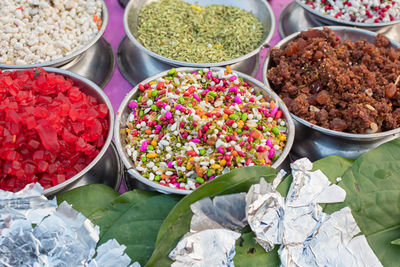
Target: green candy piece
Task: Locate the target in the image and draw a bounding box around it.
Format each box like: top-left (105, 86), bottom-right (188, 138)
top-left (151, 90), bottom-right (158, 97)
top-left (188, 103), bottom-right (193, 107)
top-left (208, 91), bottom-right (217, 97)
top-left (207, 169), bottom-right (213, 177)
top-left (196, 176), bottom-right (205, 184)
top-left (154, 175), bottom-right (161, 181)
top-left (151, 104), bottom-right (158, 111)
top-left (236, 128), bottom-right (242, 134)
top-left (241, 113), bottom-right (248, 121)
top-left (139, 110), bottom-right (144, 117)
top-left (272, 154), bottom-right (279, 161)
top-left (198, 70), bottom-right (203, 76)
top-left (168, 68), bottom-right (177, 75)
top-left (141, 156), bottom-right (147, 162)
top-left (199, 149), bottom-right (206, 155)
top-left (178, 97), bottom-right (185, 104)
top-left (138, 96), bottom-right (142, 102)
top-left (229, 114), bottom-right (238, 120)
top-left (272, 127), bottom-right (280, 136)
top-left (148, 145), bottom-right (154, 151)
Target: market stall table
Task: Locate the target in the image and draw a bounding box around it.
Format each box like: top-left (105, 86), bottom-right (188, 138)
top-left (101, 0), bottom-right (290, 193)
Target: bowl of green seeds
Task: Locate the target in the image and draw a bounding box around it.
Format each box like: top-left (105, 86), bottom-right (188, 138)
top-left (122, 0), bottom-right (275, 78)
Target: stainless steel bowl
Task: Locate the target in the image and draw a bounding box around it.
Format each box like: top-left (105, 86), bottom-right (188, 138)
top-left (121, 0), bottom-right (275, 77)
top-left (0, 1), bottom-right (109, 69)
top-left (11, 68), bottom-right (116, 196)
top-left (262, 26), bottom-right (400, 161)
top-left (115, 67), bottom-right (295, 195)
top-left (296, 0), bottom-right (400, 30)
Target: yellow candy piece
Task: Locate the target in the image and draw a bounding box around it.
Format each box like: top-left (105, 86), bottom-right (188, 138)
top-left (149, 81), bottom-right (156, 85)
top-left (146, 153), bottom-right (158, 158)
top-left (278, 135), bottom-right (286, 142)
top-left (190, 4), bottom-right (202, 12)
top-left (186, 163), bottom-right (193, 170)
top-left (201, 115), bottom-right (207, 120)
top-left (211, 164), bottom-right (222, 169)
top-left (151, 140), bottom-right (157, 147)
top-left (226, 65), bottom-right (232, 74)
top-left (222, 114), bottom-right (228, 120)
top-left (220, 159), bottom-right (227, 166)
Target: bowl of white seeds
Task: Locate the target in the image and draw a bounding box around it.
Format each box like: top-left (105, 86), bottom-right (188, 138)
top-left (0, 0), bottom-right (108, 68)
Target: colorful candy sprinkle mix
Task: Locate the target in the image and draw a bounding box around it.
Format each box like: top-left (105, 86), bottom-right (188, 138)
top-left (301, 0), bottom-right (400, 23)
top-left (124, 68), bottom-right (289, 191)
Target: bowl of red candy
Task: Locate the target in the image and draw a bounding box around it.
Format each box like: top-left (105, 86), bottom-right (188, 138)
top-left (0, 68), bottom-right (114, 195)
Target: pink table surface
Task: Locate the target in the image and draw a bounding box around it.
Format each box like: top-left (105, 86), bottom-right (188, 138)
top-left (101, 0), bottom-right (291, 192)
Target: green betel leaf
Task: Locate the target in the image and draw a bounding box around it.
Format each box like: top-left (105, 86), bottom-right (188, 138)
top-left (57, 184), bottom-right (119, 218)
top-left (392, 238), bottom-right (400, 246)
top-left (147, 156), bottom-right (354, 267)
top-left (146, 166), bottom-right (278, 267)
top-left (324, 138), bottom-right (400, 265)
top-left (88, 190), bottom-right (181, 266)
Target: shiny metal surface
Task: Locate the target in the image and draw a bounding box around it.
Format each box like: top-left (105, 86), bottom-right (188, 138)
top-left (46, 142), bottom-right (123, 197)
top-left (118, 0), bottom-right (275, 84)
top-left (115, 67), bottom-right (295, 195)
top-left (61, 37), bottom-right (115, 89)
top-left (262, 26), bottom-right (400, 161)
top-left (117, 36), bottom-right (260, 85)
top-left (280, 2), bottom-right (400, 42)
top-left (34, 68), bottom-right (115, 196)
top-left (0, 0), bottom-right (109, 69)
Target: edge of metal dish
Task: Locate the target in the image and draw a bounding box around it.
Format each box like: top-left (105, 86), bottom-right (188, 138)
top-left (0, 0), bottom-right (109, 69)
top-left (122, 0), bottom-right (275, 68)
top-left (295, 0), bottom-right (400, 28)
top-left (61, 37), bottom-right (115, 89)
top-left (262, 25), bottom-right (400, 141)
top-left (114, 67), bottom-right (295, 195)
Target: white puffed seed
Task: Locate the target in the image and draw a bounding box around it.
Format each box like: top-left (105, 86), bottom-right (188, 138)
top-left (0, 0), bottom-right (102, 65)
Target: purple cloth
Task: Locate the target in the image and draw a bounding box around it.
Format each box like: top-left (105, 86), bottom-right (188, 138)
top-left (101, 0), bottom-right (291, 193)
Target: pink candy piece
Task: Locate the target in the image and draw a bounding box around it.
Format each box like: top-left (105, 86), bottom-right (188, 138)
top-left (217, 147), bottom-right (225, 154)
top-left (128, 101), bottom-right (138, 109)
top-left (234, 96), bottom-right (242, 104)
top-left (192, 138), bottom-right (200, 143)
top-left (155, 125), bottom-right (162, 131)
top-left (228, 86), bottom-right (238, 93)
top-left (206, 71), bottom-right (212, 79)
top-left (175, 104), bottom-right (182, 110)
top-left (140, 141), bottom-right (148, 152)
top-left (268, 148), bottom-right (275, 159)
top-left (165, 111), bottom-right (172, 119)
top-left (270, 107), bottom-right (278, 116)
top-left (266, 138), bottom-right (273, 147)
top-left (168, 161), bottom-right (174, 168)
top-left (229, 75), bottom-right (237, 82)
top-left (193, 94), bottom-right (201, 102)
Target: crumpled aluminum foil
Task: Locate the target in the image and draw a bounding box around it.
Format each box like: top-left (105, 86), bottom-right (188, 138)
top-left (170, 194), bottom-right (245, 266)
top-left (0, 183), bottom-right (138, 267)
top-left (190, 193), bottom-right (247, 232)
top-left (0, 183), bottom-right (57, 233)
top-left (245, 158), bottom-right (382, 267)
top-left (169, 229), bottom-right (240, 267)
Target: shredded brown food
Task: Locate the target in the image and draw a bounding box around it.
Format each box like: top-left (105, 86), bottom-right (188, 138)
top-left (267, 28), bottom-right (400, 134)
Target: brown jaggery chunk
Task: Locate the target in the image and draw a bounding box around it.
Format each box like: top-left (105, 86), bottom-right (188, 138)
top-left (267, 28), bottom-right (400, 133)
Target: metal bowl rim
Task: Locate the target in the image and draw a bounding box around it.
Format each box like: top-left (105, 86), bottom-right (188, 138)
top-left (2, 67), bottom-right (116, 195)
top-left (262, 25), bottom-right (400, 139)
top-left (122, 0), bottom-right (275, 67)
top-left (295, 0), bottom-right (400, 28)
top-left (0, 0), bottom-right (109, 69)
top-left (115, 67), bottom-right (295, 195)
